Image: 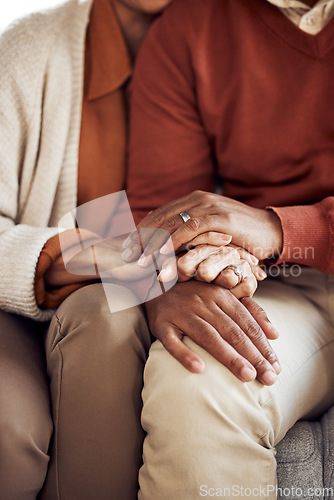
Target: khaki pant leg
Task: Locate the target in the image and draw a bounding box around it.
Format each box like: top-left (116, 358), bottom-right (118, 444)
top-left (138, 269), bottom-right (334, 500)
top-left (0, 310), bottom-right (52, 500)
top-left (39, 283), bottom-right (151, 500)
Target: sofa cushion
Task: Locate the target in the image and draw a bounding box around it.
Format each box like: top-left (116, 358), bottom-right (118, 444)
top-left (276, 406), bottom-right (334, 499)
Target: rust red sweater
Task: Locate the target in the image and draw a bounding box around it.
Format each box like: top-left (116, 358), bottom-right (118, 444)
top-left (127, 0), bottom-right (334, 273)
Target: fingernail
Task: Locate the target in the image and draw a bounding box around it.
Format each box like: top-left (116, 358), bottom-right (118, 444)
top-left (191, 361), bottom-right (204, 373)
top-left (250, 256), bottom-right (259, 265)
top-left (262, 370), bottom-right (277, 385)
top-left (122, 236), bottom-right (132, 249)
top-left (272, 361), bottom-right (281, 375)
top-left (158, 268), bottom-right (171, 282)
top-left (222, 234), bottom-right (232, 242)
top-left (138, 254), bottom-right (148, 267)
top-left (138, 254), bottom-right (152, 268)
top-left (269, 324), bottom-right (279, 337)
top-left (258, 269), bottom-right (267, 279)
top-left (240, 365), bottom-right (256, 382)
top-left (122, 248), bottom-right (133, 261)
top-left (160, 243), bottom-right (169, 255)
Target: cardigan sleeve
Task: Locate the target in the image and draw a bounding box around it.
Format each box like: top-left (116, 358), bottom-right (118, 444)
top-left (0, 20), bottom-right (62, 321)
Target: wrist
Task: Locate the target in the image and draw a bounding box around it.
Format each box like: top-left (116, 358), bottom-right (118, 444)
top-left (263, 209), bottom-right (283, 260)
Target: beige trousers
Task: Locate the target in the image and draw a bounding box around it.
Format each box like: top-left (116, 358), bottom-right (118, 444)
top-left (0, 284), bottom-right (150, 500)
top-left (139, 268), bottom-right (334, 499)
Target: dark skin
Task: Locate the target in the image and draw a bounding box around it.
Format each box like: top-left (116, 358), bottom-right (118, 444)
top-left (111, 0), bottom-right (173, 58)
top-left (123, 0), bottom-right (321, 384)
top-left (49, 0), bottom-right (301, 386)
top-left (145, 281), bottom-right (281, 385)
top-left (124, 191), bottom-right (283, 385)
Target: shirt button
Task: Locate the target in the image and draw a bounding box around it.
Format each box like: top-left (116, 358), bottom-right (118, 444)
top-left (305, 15), bottom-right (317, 25)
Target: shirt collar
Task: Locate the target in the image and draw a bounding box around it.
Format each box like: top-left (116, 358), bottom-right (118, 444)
top-left (267, 0), bottom-right (310, 8)
top-left (85, 0), bottom-right (132, 101)
top-left (267, 0), bottom-right (334, 12)
top-left (267, 0), bottom-right (334, 34)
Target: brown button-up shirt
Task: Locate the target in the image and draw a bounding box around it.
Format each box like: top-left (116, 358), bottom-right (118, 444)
top-left (35, 0), bottom-right (132, 308)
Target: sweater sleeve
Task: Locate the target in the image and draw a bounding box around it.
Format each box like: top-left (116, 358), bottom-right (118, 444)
top-left (268, 198), bottom-right (334, 273)
top-left (127, 0), bottom-right (215, 225)
top-left (0, 21), bottom-right (60, 321)
top-left (35, 235), bottom-right (94, 310)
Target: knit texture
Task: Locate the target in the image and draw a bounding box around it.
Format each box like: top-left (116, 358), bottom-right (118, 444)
top-left (128, 0), bottom-right (334, 273)
top-left (276, 406), bottom-right (334, 498)
top-left (0, 0), bottom-right (93, 320)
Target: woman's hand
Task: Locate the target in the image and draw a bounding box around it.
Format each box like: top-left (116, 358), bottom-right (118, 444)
top-left (145, 280), bottom-right (280, 385)
top-left (123, 190), bottom-right (283, 262)
top-left (158, 244), bottom-right (267, 299)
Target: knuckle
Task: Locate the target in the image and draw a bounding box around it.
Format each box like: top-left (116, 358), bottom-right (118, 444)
top-left (197, 264), bottom-right (212, 283)
top-left (240, 296), bottom-right (252, 308)
top-left (228, 355), bottom-right (242, 370)
top-left (241, 278), bottom-right (257, 297)
top-left (229, 248), bottom-right (240, 260)
top-left (252, 357), bottom-right (267, 371)
top-left (191, 293), bottom-right (205, 308)
top-left (228, 329), bottom-right (247, 349)
top-left (203, 332), bottom-right (221, 351)
top-left (162, 333), bottom-right (179, 352)
top-left (243, 321), bottom-right (263, 341)
top-left (243, 298), bottom-right (263, 316)
top-left (186, 218), bottom-right (201, 232)
top-left (217, 246), bottom-right (228, 256)
top-left (216, 273), bottom-right (232, 288)
top-left (204, 192), bottom-right (214, 202)
top-left (179, 260), bottom-right (194, 275)
top-left (263, 348), bottom-right (276, 363)
top-left (193, 189), bottom-right (205, 197)
top-left (164, 217), bottom-right (178, 230)
top-left (243, 261), bottom-right (252, 272)
top-left (151, 212), bottom-right (165, 226)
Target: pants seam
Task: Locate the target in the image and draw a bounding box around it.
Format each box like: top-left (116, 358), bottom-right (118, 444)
top-left (55, 342), bottom-right (64, 500)
top-left (258, 422), bottom-right (275, 445)
top-left (55, 314), bottom-right (66, 340)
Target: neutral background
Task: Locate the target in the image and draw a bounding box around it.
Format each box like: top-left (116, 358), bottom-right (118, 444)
top-left (0, 0), bottom-right (65, 32)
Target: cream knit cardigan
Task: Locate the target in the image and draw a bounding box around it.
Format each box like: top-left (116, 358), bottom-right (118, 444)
top-left (0, 0), bottom-right (93, 320)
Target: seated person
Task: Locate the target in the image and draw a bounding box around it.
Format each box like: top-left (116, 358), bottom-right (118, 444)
top-left (0, 0), bottom-right (265, 497)
top-left (125, 0), bottom-right (334, 497)
top-left (0, 0), bottom-right (176, 498)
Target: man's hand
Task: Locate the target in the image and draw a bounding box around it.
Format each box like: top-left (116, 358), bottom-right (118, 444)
top-left (145, 281), bottom-right (281, 385)
top-left (123, 190), bottom-right (283, 262)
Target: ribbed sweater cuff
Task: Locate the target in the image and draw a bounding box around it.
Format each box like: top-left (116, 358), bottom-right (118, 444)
top-left (0, 225), bottom-right (60, 321)
top-left (268, 203), bottom-right (332, 272)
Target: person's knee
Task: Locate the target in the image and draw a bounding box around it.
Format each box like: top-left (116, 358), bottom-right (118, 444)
top-left (0, 413), bottom-right (51, 499)
top-left (140, 339), bottom-right (278, 499)
top-left (142, 338), bottom-right (276, 447)
top-left (46, 283), bottom-right (150, 359)
top-left (0, 310), bottom-right (53, 499)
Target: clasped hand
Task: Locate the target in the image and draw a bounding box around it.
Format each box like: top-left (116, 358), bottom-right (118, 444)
top-left (123, 191), bottom-right (282, 385)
